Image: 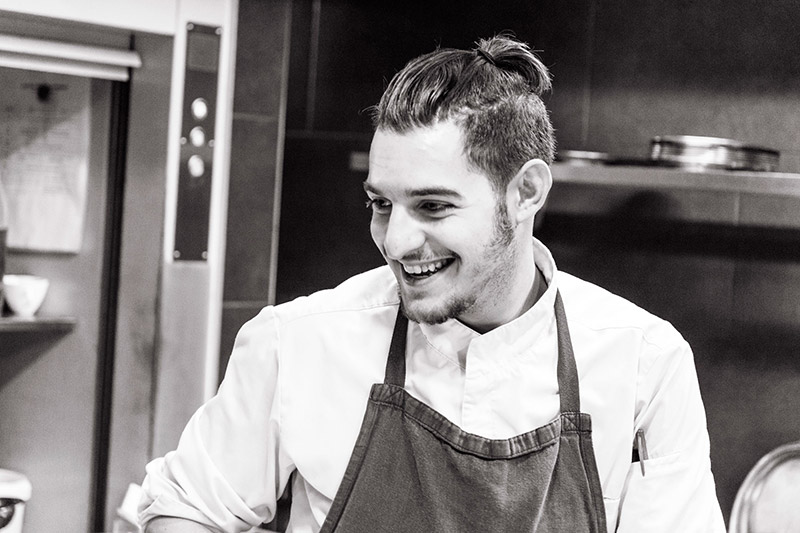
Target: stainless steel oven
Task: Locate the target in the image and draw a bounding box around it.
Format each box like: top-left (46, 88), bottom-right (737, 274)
top-left (0, 2), bottom-right (237, 530)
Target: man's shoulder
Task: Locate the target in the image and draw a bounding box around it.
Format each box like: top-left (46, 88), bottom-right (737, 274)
top-left (273, 265), bottom-right (400, 324)
top-left (556, 271), bottom-right (687, 348)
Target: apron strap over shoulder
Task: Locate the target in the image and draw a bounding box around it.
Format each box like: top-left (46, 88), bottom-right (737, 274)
top-left (384, 307), bottom-right (408, 386)
top-left (554, 291), bottom-right (581, 413)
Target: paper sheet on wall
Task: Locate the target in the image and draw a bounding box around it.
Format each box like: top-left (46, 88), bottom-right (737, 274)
top-left (0, 69), bottom-right (90, 253)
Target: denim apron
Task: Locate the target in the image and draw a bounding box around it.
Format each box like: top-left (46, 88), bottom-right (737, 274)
top-left (319, 292), bottom-right (607, 532)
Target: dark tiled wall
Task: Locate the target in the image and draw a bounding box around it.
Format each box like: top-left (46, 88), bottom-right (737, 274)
top-left (220, 0), bottom-right (291, 378)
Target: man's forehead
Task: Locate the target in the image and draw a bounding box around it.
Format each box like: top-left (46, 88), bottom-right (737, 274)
top-left (365, 124), bottom-right (492, 199)
top-left (369, 123), bottom-right (469, 170)
top-left (371, 121), bottom-right (466, 148)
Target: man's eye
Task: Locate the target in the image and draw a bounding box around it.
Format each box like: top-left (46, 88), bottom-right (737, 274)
top-left (419, 201), bottom-right (452, 214)
top-left (365, 198), bottom-right (391, 213)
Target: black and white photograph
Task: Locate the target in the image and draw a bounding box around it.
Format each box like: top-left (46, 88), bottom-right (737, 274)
top-left (2, 1), bottom-right (800, 532)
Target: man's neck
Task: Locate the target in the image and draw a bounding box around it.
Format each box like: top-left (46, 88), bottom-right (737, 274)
top-left (459, 255), bottom-right (545, 335)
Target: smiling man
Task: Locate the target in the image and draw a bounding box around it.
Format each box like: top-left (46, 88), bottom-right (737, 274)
top-left (140, 35), bottom-right (726, 532)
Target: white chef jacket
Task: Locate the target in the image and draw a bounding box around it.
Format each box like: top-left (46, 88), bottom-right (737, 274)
top-left (139, 238), bottom-right (725, 532)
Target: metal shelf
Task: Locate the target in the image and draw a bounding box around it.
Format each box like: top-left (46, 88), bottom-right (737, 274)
top-left (548, 163), bottom-right (800, 230)
top-left (0, 315), bottom-right (77, 333)
top-left (551, 163), bottom-right (800, 196)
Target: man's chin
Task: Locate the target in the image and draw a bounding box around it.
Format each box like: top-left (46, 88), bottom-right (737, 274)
top-left (399, 295), bottom-right (470, 326)
top-left (401, 307), bottom-right (450, 325)
top-left (397, 293), bottom-right (442, 324)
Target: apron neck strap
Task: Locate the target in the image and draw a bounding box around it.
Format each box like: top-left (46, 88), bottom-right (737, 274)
top-left (385, 291), bottom-right (581, 413)
top-left (554, 291), bottom-right (580, 413)
top-left (384, 306), bottom-right (409, 386)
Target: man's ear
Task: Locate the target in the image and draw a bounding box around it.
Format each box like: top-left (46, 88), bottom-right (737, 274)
top-left (507, 159), bottom-right (552, 224)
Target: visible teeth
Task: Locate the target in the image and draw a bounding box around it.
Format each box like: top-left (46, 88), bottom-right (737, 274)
top-left (403, 260), bottom-right (445, 275)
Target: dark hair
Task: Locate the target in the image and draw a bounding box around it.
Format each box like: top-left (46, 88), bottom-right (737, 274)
top-left (371, 34), bottom-right (556, 192)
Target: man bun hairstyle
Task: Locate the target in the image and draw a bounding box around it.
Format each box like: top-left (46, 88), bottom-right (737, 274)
top-left (372, 33), bottom-right (556, 193)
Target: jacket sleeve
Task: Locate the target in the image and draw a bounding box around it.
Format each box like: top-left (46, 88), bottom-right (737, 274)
top-left (138, 307), bottom-right (291, 532)
top-left (615, 340), bottom-right (726, 532)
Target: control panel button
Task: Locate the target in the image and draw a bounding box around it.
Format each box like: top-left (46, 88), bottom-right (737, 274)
top-left (189, 126), bottom-right (206, 147)
top-left (188, 154), bottom-right (205, 177)
top-left (191, 97), bottom-right (209, 121)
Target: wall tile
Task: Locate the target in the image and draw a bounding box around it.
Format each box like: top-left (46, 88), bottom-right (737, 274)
top-left (224, 117), bottom-right (280, 301)
top-left (733, 258), bottom-right (800, 335)
top-left (740, 194), bottom-right (800, 230)
top-left (276, 135), bottom-right (382, 304)
top-left (618, 251), bottom-right (734, 340)
top-left (310, 1), bottom-right (540, 133)
top-left (286, 0), bottom-right (313, 130)
top-left (695, 354), bottom-right (800, 522)
top-left (547, 182), bottom-right (739, 225)
top-left (233, 0), bottom-right (291, 116)
top-left (544, 225), bottom-right (736, 340)
top-left (531, 0), bottom-right (596, 151)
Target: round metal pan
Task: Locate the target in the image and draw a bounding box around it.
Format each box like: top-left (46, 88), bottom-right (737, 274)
top-left (555, 150), bottom-right (610, 165)
top-left (650, 135), bottom-right (779, 172)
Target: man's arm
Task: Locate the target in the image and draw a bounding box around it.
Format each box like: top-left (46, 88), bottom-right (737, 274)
top-left (138, 308), bottom-right (286, 529)
top-left (616, 341), bottom-right (725, 531)
top-left (144, 516), bottom-right (216, 532)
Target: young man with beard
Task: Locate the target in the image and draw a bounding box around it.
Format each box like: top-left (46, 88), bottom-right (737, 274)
top-left (140, 35), bottom-right (725, 532)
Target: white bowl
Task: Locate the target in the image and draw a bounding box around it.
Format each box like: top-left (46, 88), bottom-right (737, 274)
top-left (2, 274), bottom-right (50, 317)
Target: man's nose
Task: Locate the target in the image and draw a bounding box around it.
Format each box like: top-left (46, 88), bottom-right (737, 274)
top-left (382, 208), bottom-right (425, 260)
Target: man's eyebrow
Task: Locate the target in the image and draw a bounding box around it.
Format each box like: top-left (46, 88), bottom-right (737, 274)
top-left (363, 181), bottom-right (379, 195)
top-left (363, 181), bottom-right (464, 199)
top-left (408, 187), bottom-right (464, 198)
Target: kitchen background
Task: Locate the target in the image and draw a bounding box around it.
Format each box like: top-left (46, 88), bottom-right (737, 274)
top-left (2, 0), bottom-right (800, 530)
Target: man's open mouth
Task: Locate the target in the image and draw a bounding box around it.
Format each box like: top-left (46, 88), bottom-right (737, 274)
top-left (401, 258), bottom-right (455, 280)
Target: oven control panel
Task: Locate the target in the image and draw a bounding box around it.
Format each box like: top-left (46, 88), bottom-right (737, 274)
top-left (173, 22), bottom-right (220, 261)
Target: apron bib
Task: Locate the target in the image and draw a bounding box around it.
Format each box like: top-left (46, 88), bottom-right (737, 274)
top-left (319, 292), bottom-right (606, 532)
